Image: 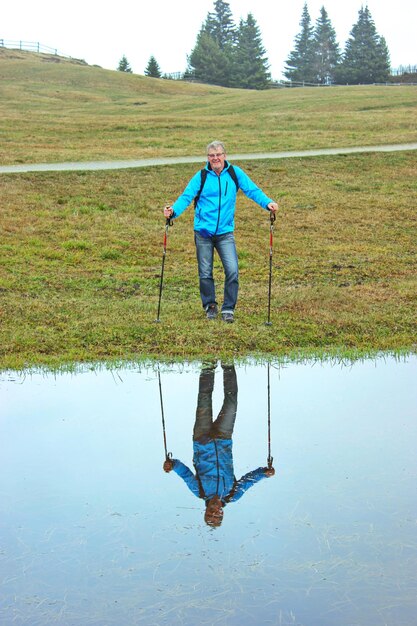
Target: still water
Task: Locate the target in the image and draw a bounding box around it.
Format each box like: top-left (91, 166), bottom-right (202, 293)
top-left (1, 356), bottom-right (416, 626)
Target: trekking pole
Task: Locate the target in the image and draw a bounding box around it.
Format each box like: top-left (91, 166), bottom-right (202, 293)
top-left (155, 214), bottom-right (173, 323)
top-left (265, 211), bottom-right (276, 326)
top-left (267, 362), bottom-right (274, 468)
top-left (158, 368), bottom-right (172, 461)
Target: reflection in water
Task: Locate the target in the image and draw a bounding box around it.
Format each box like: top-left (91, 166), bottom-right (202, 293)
top-left (1, 356), bottom-right (417, 626)
top-left (163, 362), bottom-right (275, 526)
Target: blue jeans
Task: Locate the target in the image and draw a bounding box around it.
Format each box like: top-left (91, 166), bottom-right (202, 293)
top-left (193, 364), bottom-right (238, 442)
top-left (194, 231), bottom-right (239, 313)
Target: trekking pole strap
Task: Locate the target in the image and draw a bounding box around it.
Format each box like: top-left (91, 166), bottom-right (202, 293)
top-left (269, 211), bottom-right (275, 253)
top-left (162, 217), bottom-right (173, 253)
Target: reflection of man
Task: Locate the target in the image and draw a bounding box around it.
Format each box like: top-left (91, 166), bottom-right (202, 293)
top-left (163, 362), bottom-right (275, 527)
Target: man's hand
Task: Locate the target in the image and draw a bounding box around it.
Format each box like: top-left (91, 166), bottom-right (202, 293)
top-left (264, 466), bottom-right (275, 477)
top-left (267, 202), bottom-right (278, 214)
top-left (163, 205), bottom-right (174, 219)
top-left (163, 459), bottom-right (174, 473)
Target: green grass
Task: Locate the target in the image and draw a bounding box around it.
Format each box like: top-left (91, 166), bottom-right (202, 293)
top-left (1, 48), bottom-right (417, 165)
top-left (1, 151), bottom-right (416, 370)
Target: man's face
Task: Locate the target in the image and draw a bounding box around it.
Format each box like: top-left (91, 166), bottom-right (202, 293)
top-left (205, 496), bottom-right (224, 527)
top-left (207, 148), bottom-right (226, 172)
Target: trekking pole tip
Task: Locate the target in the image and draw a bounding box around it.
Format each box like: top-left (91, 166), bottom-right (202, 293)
top-left (265, 321), bottom-right (272, 326)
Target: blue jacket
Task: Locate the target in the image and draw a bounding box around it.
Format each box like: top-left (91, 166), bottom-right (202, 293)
top-left (172, 438), bottom-right (268, 504)
top-left (171, 161), bottom-right (274, 237)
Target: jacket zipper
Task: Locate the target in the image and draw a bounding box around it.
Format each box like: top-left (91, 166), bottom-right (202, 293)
top-left (215, 176), bottom-right (222, 234)
top-left (214, 440), bottom-right (220, 494)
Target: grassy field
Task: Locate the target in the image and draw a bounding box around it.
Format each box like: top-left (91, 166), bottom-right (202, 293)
top-left (1, 48), bottom-right (417, 164)
top-left (1, 152), bottom-right (416, 370)
top-left (0, 51), bottom-right (416, 369)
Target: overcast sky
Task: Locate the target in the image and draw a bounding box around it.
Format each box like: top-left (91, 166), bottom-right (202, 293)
top-left (2, 0), bottom-right (416, 79)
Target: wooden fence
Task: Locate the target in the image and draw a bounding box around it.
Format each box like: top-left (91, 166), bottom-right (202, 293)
top-left (0, 39), bottom-right (63, 56)
top-left (391, 65), bottom-right (417, 75)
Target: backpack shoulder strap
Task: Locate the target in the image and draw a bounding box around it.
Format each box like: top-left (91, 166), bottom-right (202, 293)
top-left (227, 164), bottom-right (239, 191)
top-left (194, 168), bottom-right (208, 209)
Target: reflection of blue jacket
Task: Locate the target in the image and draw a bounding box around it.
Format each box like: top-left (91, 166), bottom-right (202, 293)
top-left (172, 438), bottom-right (267, 504)
top-left (171, 162), bottom-right (273, 237)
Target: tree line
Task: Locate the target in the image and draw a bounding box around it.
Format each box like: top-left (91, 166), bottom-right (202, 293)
top-left (118, 0), bottom-right (391, 88)
top-left (286, 3), bottom-right (390, 84)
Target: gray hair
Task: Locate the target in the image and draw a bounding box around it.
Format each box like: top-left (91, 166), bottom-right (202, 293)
top-left (206, 140), bottom-right (226, 154)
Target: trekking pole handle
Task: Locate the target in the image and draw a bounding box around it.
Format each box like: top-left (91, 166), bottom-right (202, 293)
top-left (164, 205), bottom-right (174, 227)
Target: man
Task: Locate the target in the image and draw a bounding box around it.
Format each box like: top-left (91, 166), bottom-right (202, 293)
top-left (163, 141), bottom-right (278, 323)
top-left (163, 362), bottom-right (275, 527)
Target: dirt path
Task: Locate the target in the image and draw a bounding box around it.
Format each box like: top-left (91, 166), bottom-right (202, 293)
top-left (1, 143), bottom-right (416, 174)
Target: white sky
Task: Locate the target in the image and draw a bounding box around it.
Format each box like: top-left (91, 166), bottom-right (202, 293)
top-left (2, 0), bottom-right (416, 79)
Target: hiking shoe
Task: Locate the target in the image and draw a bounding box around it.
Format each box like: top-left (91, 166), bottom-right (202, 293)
top-left (221, 312), bottom-right (234, 323)
top-left (206, 304), bottom-right (218, 320)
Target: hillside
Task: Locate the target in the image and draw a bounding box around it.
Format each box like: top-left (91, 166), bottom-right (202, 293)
top-left (1, 47), bottom-right (417, 165)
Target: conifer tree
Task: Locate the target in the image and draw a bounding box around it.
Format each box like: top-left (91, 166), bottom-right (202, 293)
top-left (284, 3), bottom-right (316, 83)
top-left (145, 55), bottom-right (162, 78)
top-left (187, 0), bottom-right (271, 89)
top-left (233, 14), bottom-right (271, 89)
top-left (312, 7), bottom-right (340, 84)
top-left (336, 6), bottom-right (390, 84)
top-left (117, 55), bottom-right (132, 73)
top-left (374, 35), bottom-right (391, 82)
top-left (187, 29), bottom-right (231, 86)
top-left (205, 0), bottom-right (237, 50)
top-left (187, 0), bottom-right (235, 86)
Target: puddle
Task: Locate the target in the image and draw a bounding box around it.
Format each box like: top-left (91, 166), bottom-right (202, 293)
top-left (1, 356), bottom-right (416, 625)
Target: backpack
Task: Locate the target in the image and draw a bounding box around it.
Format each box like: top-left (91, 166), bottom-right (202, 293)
top-left (194, 164), bottom-right (239, 209)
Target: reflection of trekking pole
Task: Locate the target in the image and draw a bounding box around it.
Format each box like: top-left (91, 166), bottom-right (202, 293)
top-left (155, 215), bottom-right (173, 323)
top-left (158, 368), bottom-right (172, 461)
top-left (267, 362), bottom-right (273, 468)
top-left (265, 211), bottom-right (276, 326)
